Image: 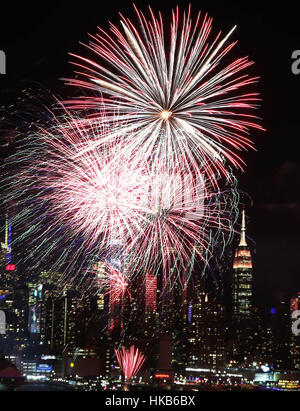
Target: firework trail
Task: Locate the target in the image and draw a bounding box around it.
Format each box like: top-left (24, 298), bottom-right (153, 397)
top-left (65, 5), bottom-right (264, 185)
top-left (115, 346), bottom-right (146, 382)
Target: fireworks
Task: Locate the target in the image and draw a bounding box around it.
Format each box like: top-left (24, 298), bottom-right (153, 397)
top-left (0, 6), bottom-right (261, 298)
top-left (95, 262), bottom-right (131, 305)
top-left (115, 346), bottom-right (146, 382)
top-left (1, 110), bottom-right (146, 284)
top-left (65, 5), bottom-right (264, 185)
top-left (1, 107), bottom-right (237, 291)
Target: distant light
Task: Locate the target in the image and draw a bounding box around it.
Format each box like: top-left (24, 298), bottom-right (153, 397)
top-left (271, 308), bottom-right (277, 315)
top-left (6, 265), bottom-right (16, 271)
top-left (36, 364), bottom-right (53, 373)
top-left (70, 362), bottom-right (75, 369)
top-left (261, 365), bottom-right (270, 373)
top-left (41, 355), bottom-right (56, 360)
top-left (186, 367), bottom-right (211, 373)
top-left (155, 374), bottom-right (170, 379)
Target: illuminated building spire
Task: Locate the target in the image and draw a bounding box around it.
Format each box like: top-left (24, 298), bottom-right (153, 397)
top-left (239, 209), bottom-right (247, 247)
top-left (5, 213), bottom-right (8, 250)
top-left (5, 213), bottom-right (12, 263)
top-left (232, 207), bottom-right (253, 321)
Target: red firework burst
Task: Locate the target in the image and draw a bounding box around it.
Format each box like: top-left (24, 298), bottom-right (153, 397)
top-left (115, 346), bottom-right (146, 382)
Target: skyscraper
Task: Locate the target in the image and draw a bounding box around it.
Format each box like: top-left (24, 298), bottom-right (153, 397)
top-left (140, 273), bottom-right (159, 341)
top-left (188, 290), bottom-right (226, 370)
top-left (232, 209), bottom-right (253, 321)
top-left (28, 283), bottom-right (43, 335)
top-left (0, 215), bottom-right (27, 356)
top-left (0, 215), bottom-right (18, 289)
top-left (145, 273), bottom-right (157, 315)
top-left (230, 209), bottom-right (254, 365)
top-left (4, 214), bottom-right (12, 265)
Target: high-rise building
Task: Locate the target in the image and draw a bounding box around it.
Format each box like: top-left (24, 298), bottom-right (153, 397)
top-left (153, 334), bottom-right (174, 379)
top-left (0, 216), bottom-right (27, 356)
top-left (0, 217), bottom-right (9, 268)
top-left (95, 261), bottom-right (106, 312)
top-left (0, 215), bottom-right (20, 289)
top-left (145, 273), bottom-right (157, 314)
top-left (4, 214), bottom-right (12, 265)
top-left (39, 271), bottom-right (96, 354)
top-left (157, 276), bottom-right (188, 370)
top-left (188, 290), bottom-right (226, 370)
top-left (232, 209), bottom-right (253, 320)
top-left (28, 283), bottom-right (43, 335)
top-left (106, 242), bottom-right (127, 341)
top-left (89, 261), bottom-right (109, 345)
top-left (250, 307), bottom-right (274, 368)
top-left (37, 271), bottom-right (61, 349)
top-left (230, 209), bottom-right (254, 365)
top-left (143, 273), bottom-right (158, 339)
top-left (0, 214), bottom-right (13, 267)
top-left (267, 297), bottom-right (292, 370)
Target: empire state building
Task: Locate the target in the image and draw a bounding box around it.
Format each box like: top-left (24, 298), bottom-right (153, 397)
top-left (232, 209), bottom-right (253, 321)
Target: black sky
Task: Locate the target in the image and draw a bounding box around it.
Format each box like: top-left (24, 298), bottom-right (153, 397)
top-left (1, 0), bottom-right (300, 310)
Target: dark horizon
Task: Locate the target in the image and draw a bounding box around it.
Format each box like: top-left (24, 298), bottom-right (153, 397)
top-left (1, 0), bottom-right (300, 310)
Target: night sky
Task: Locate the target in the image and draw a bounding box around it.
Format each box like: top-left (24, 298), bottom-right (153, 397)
top-left (1, 0), bottom-right (300, 310)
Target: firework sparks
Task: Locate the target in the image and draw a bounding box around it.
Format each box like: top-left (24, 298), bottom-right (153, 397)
top-left (65, 5), bottom-right (264, 185)
top-left (115, 346), bottom-right (146, 382)
top-left (1, 7), bottom-right (256, 294)
top-left (108, 269), bottom-right (128, 303)
top-left (1, 106), bottom-right (238, 290)
top-left (94, 261), bottom-right (131, 305)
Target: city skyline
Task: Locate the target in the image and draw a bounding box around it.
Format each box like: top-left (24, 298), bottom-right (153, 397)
top-left (0, 0), bottom-right (300, 394)
top-left (0, 207), bottom-right (300, 390)
top-left (1, 1), bottom-right (300, 309)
